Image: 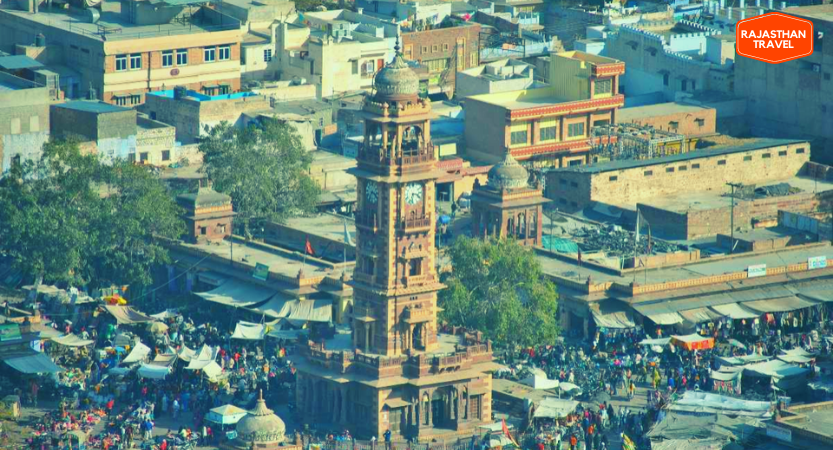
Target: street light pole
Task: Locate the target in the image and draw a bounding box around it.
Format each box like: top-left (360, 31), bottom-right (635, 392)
top-left (727, 182), bottom-right (743, 254)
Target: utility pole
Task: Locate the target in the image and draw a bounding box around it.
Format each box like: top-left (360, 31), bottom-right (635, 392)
top-left (727, 182), bottom-right (743, 254)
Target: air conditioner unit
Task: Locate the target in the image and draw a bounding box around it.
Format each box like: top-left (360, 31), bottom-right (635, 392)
top-left (813, 64), bottom-right (821, 73)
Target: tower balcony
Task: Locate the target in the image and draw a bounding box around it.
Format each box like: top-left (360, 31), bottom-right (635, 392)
top-left (357, 143), bottom-right (435, 169)
top-left (397, 215), bottom-right (431, 233)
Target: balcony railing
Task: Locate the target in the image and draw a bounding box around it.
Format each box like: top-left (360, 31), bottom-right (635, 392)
top-left (357, 144), bottom-right (435, 167)
top-left (398, 215), bottom-right (431, 232)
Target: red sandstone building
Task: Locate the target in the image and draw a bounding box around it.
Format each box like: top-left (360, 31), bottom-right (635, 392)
top-left (177, 184), bottom-right (236, 244)
top-left (464, 51), bottom-right (625, 167)
top-left (402, 21), bottom-right (482, 98)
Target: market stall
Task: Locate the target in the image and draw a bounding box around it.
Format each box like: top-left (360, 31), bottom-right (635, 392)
top-left (671, 334), bottom-right (714, 351)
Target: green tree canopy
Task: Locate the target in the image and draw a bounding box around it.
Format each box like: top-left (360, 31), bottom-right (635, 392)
top-left (0, 139), bottom-right (184, 288)
top-left (438, 237), bottom-right (559, 348)
top-left (199, 120), bottom-right (321, 237)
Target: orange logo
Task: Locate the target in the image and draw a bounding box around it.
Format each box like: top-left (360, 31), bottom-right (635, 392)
top-left (736, 12), bottom-right (814, 64)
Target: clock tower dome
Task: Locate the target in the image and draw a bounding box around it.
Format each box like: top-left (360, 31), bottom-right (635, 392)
top-left (350, 43), bottom-right (444, 356)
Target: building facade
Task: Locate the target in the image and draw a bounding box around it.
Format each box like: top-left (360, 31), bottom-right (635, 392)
top-left (0, 3), bottom-right (242, 105)
top-left (294, 49), bottom-right (495, 441)
top-left (0, 71), bottom-right (51, 172)
top-left (464, 51), bottom-right (625, 166)
top-left (401, 22), bottom-right (482, 98)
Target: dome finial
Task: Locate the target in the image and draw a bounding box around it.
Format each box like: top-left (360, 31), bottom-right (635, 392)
top-left (394, 37), bottom-right (400, 55)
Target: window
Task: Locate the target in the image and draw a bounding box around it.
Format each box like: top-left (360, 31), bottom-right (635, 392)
top-left (263, 49), bottom-right (272, 62)
top-left (219, 45), bottom-right (230, 61)
top-left (762, 153), bottom-right (771, 159)
top-left (115, 54), bottom-right (128, 71)
top-left (130, 54), bottom-right (142, 70)
top-left (570, 201), bottom-right (578, 208)
top-left (128, 153), bottom-right (136, 163)
top-left (218, 85), bottom-right (230, 95)
top-left (569, 160), bottom-right (582, 166)
top-left (362, 60), bottom-right (375, 77)
top-left (114, 96), bottom-right (128, 106)
top-left (743, 155), bottom-right (752, 162)
top-left (426, 59), bottom-right (448, 72)
top-left (717, 160), bottom-right (726, 165)
top-left (409, 259), bottom-right (422, 276)
top-left (470, 52), bottom-right (477, 67)
top-left (10, 118), bottom-right (20, 135)
top-left (140, 152), bottom-right (149, 162)
top-left (352, 60), bottom-right (359, 75)
top-left (695, 118), bottom-right (705, 127)
top-left (663, 73), bottom-right (669, 86)
top-left (177, 49), bottom-right (188, 65)
top-left (200, 226), bottom-right (207, 235)
top-left (162, 150), bottom-right (171, 161)
top-left (644, 170), bottom-right (653, 176)
top-left (204, 47), bottom-right (216, 63)
top-left (691, 80), bottom-right (697, 90)
top-left (470, 395), bottom-right (482, 420)
top-left (609, 175), bottom-right (618, 181)
top-left (421, 45), bottom-right (429, 54)
top-left (443, 43), bottom-right (449, 52)
top-left (432, 44), bottom-right (439, 53)
top-left (779, 150), bottom-right (788, 156)
top-left (797, 148), bottom-right (806, 154)
top-left (679, 165), bottom-right (687, 171)
top-left (593, 119), bottom-right (610, 127)
top-left (692, 163), bottom-right (701, 169)
top-left (559, 179), bottom-right (567, 185)
top-left (130, 94), bottom-right (142, 105)
top-left (162, 51), bottom-right (173, 67)
top-left (559, 198), bottom-right (567, 205)
top-left (510, 130), bottom-right (528, 145)
top-left (681, 80), bottom-right (688, 91)
top-left (567, 122), bottom-right (585, 138)
top-left (540, 126), bottom-right (557, 142)
top-left (570, 181), bottom-right (578, 188)
top-left (666, 167), bottom-right (675, 173)
top-left (668, 121), bottom-right (679, 130)
top-left (595, 79), bottom-right (612, 96)
top-left (826, 73), bottom-right (831, 81)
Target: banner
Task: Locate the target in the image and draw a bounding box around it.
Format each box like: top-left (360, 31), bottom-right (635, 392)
top-left (253, 263), bottom-right (269, 281)
top-left (0, 324), bottom-right (21, 342)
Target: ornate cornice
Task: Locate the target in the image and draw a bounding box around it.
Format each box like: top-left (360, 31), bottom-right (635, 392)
top-left (509, 95), bottom-right (624, 119)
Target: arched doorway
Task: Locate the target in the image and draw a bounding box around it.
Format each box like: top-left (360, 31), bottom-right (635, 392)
top-left (431, 389), bottom-right (445, 427)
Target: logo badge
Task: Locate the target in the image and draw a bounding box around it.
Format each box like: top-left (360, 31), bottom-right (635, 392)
top-left (736, 12), bottom-right (814, 64)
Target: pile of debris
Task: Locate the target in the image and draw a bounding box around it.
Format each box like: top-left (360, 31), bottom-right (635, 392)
top-left (571, 225), bottom-right (684, 255)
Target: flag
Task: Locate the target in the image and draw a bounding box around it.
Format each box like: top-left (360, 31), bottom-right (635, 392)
top-left (647, 227), bottom-right (653, 254)
top-left (343, 220), bottom-right (353, 246)
top-left (501, 419), bottom-right (519, 447)
top-left (577, 249), bottom-right (583, 266)
top-left (305, 237), bottom-right (315, 256)
top-left (622, 434), bottom-right (636, 450)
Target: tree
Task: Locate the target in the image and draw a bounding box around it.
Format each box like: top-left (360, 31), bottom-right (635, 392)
top-left (438, 237), bottom-right (559, 348)
top-left (0, 139), bottom-right (184, 288)
top-left (199, 121), bottom-right (321, 237)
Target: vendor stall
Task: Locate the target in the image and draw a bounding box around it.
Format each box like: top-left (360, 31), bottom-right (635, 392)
top-left (670, 334), bottom-right (714, 351)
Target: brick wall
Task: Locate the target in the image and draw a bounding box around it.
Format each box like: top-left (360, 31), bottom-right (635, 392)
top-left (402, 23), bottom-right (481, 89)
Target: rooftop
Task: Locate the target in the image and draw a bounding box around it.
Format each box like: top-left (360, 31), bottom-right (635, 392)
top-left (617, 102), bottom-right (712, 122)
top-left (553, 138), bottom-right (806, 174)
top-left (53, 100), bottom-right (133, 114)
top-left (536, 240), bottom-right (833, 287)
top-left (0, 5), bottom-right (238, 41)
top-left (150, 89), bottom-right (259, 102)
top-left (790, 4), bottom-right (833, 22)
top-left (467, 87), bottom-right (569, 110)
top-left (272, 99), bottom-right (333, 116)
top-left (0, 55), bottom-right (43, 70)
top-left (280, 214), bottom-right (356, 248)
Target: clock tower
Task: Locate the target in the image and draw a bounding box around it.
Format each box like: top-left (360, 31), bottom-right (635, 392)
top-left (295, 46), bottom-right (495, 443)
top-left (350, 44), bottom-right (444, 356)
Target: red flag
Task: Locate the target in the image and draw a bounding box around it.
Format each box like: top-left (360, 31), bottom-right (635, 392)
top-left (305, 237), bottom-right (315, 256)
top-left (502, 419), bottom-right (519, 447)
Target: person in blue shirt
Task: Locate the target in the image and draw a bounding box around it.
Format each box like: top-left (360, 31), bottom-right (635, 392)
top-left (384, 429), bottom-right (392, 450)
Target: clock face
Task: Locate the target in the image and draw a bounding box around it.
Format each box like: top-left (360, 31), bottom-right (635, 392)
top-left (405, 183), bottom-right (423, 205)
top-left (365, 181), bottom-right (378, 203)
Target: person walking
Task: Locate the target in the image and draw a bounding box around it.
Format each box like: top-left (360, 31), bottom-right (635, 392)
top-left (569, 434), bottom-right (577, 450)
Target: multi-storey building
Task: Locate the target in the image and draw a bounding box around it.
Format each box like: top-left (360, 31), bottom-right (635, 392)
top-left (401, 20), bottom-right (481, 98)
top-left (0, 70), bottom-right (51, 172)
top-left (0, 1), bottom-right (242, 105)
top-left (464, 51), bottom-right (625, 166)
top-left (294, 48), bottom-right (496, 441)
top-left (734, 5), bottom-right (833, 162)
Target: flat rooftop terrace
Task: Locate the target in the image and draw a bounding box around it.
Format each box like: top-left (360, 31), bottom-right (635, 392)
top-left (617, 102), bottom-right (712, 122)
top-left (0, 6), bottom-right (237, 41)
top-left (281, 214), bottom-right (356, 247)
top-left (181, 238), bottom-right (334, 279)
top-left (468, 88), bottom-right (570, 110)
top-left (638, 175), bottom-right (833, 212)
top-left (536, 241), bottom-right (833, 286)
